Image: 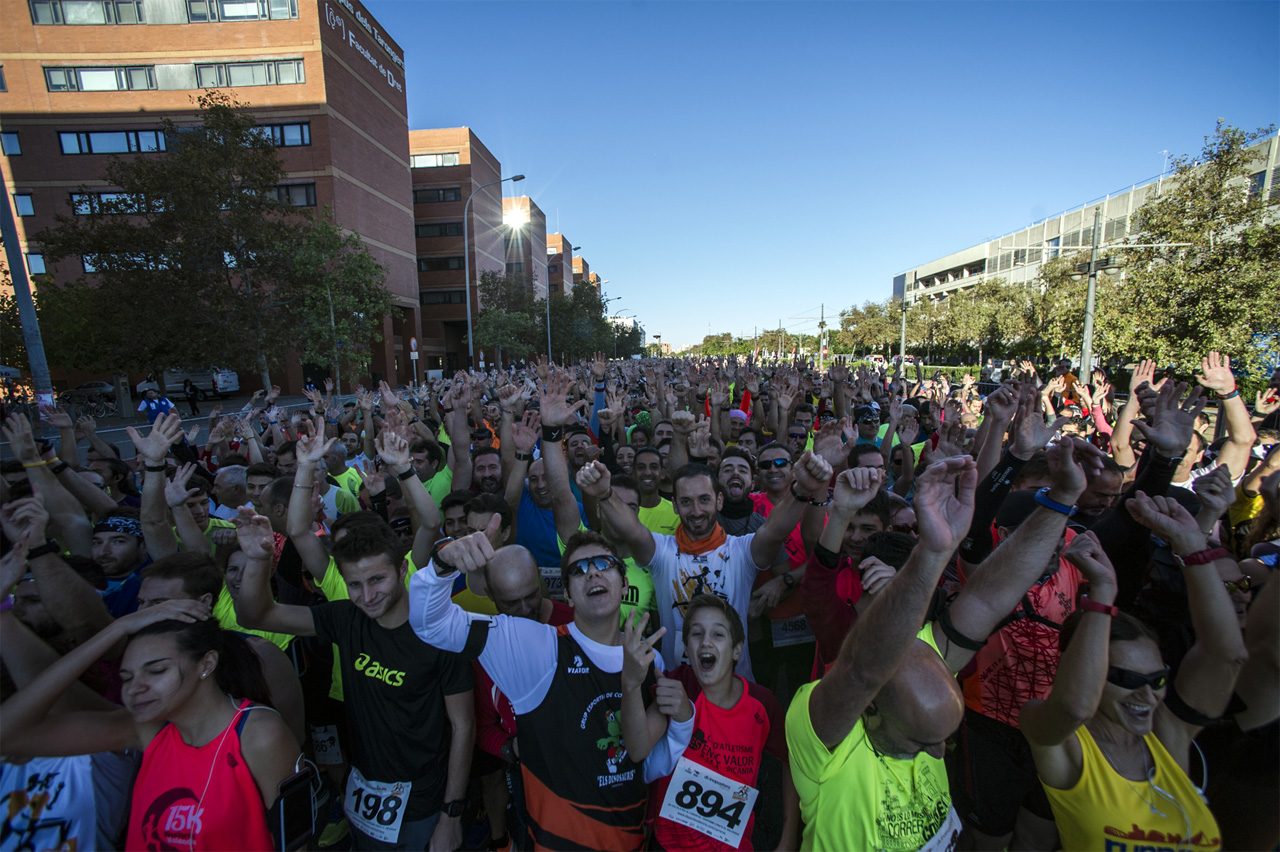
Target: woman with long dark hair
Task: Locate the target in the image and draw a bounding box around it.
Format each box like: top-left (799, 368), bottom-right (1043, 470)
top-left (0, 599), bottom-right (300, 850)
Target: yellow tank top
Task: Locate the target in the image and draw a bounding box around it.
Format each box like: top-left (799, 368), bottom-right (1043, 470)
top-left (1043, 725), bottom-right (1221, 851)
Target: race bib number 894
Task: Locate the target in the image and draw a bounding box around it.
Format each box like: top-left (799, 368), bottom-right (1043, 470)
top-left (659, 757), bottom-right (758, 847)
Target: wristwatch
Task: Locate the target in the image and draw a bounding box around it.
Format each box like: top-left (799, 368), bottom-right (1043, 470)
top-left (431, 537), bottom-right (457, 573)
top-left (1078, 596), bottom-right (1118, 617)
top-left (781, 572), bottom-right (797, 589)
top-left (442, 799), bottom-right (465, 818)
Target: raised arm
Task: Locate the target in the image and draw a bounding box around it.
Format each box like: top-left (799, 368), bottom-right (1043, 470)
top-left (938, 437), bottom-right (1102, 672)
top-left (1235, 572), bottom-right (1280, 731)
top-left (1019, 532), bottom-right (1119, 788)
top-left (232, 510), bottom-right (318, 637)
top-left (375, 428), bottom-right (440, 567)
top-left (537, 385), bottom-right (590, 544)
top-left (808, 456), bottom-right (977, 747)
top-left (1111, 360), bottom-right (1156, 469)
top-left (750, 451), bottom-right (832, 571)
top-left (286, 433), bottom-right (335, 582)
top-left (164, 463), bottom-right (209, 553)
top-left (1126, 493), bottom-right (1248, 747)
top-left (577, 461), bottom-right (657, 565)
top-left (1196, 351), bottom-right (1257, 481)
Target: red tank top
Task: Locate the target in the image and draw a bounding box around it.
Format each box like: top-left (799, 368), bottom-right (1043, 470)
top-left (126, 699), bottom-right (275, 851)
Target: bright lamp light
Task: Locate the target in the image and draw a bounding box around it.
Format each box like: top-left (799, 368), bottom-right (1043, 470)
top-left (503, 209), bottom-right (530, 229)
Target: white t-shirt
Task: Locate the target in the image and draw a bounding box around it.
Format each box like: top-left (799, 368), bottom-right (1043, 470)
top-left (645, 533), bottom-right (762, 681)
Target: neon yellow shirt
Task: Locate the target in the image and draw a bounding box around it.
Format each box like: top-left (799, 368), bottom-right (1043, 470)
top-left (786, 624), bottom-right (960, 850)
top-left (1044, 725), bottom-right (1221, 851)
top-left (212, 585), bottom-right (293, 652)
top-left (637, 498), bottom-right (679, 536)
top-left (333, 466), bottom-right (363, 497)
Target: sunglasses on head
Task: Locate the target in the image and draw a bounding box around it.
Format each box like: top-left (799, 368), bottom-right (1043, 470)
top-left (761, 457), bottom-right (791, 468)
top-left (1106, 665), bottom-right (1170, 691)
top-left (566, 554), bottom-right (623, 577)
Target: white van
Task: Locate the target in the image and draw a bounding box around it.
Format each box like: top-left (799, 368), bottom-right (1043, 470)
top-left (137, 367), bottom-right (239, 399)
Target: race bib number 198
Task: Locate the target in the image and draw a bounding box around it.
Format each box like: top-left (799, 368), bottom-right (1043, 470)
top-left (344, 766), bottom-right (411, 844)
top-left (659, 757), bottom-right (758, 847)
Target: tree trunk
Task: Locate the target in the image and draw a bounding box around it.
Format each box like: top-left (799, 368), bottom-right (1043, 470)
top-left (257, 352), bottom-right (271, 395)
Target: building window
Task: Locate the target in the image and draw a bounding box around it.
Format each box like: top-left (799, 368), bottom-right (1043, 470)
top-left (14, 194), bottom-right (35, 216)
top-left (26, 254), bottom-right (47, 275)
top-left (1046, 236), bottom-right (1060, 260)
top-left (60, 129), bottom-right (166, 155)
top-left (272, 183), bottom-right (316, 207)
top-left (507, 262), bottom-right (524, 275)
top-left (45, 65), bottom-right (156, 92)
top-left (70, 191), bottom-right (154, 214)
top-left (1104, 217), bottom-right (1127, 241)
top-left (548, 264), bottom-right (560, 275)
top-left (413, 187), bottom-right (461, 204)
top-left (187, 0), bottom-right (296, 21)
top-left (1, 133), bottom-right (19, 155)
top-left (418, 257), bottom-right (464, 272)
top-left (252, 122), bottom-right (310, 147)
top-left (1248, 171), bottom-right (1266, 199)
top-left (195, 59), bottom-right (304, 88)
top-left (415, 221), bottom-right (463, 237)
top-left (0, 66), bottom-right (7, 91)
top-left (421, 289), bottom-right (465, 305)
top-left (30, 0), bottom-right (144, 24)
top-left (410, 152), bottom-right (460, 168)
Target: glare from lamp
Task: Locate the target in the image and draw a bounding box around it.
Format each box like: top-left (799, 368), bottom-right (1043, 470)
top-left (503, 209), bottom-right (530, 229)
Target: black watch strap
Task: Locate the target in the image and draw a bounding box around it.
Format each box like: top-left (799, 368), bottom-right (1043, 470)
top-left (27, 540), bottom-right (62, 560)
top-left (442, 799), bottom-right (466, 818)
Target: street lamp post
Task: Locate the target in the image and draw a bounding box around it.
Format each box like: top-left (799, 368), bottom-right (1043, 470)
top-left (1078, 207), bottom-right (1103, 374)
top-left (653, 334), bottom-right (662, 357)
top-left (463, 173), bottom-right (524, 368)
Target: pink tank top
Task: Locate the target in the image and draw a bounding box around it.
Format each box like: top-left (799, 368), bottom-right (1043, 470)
top-left (126, 699), bottom-right (275, 851)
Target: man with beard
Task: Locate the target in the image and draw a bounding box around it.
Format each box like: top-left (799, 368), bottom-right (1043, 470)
top-left (717, 448), bottom-right (767, 536)
top-left (472, 447), bottom-right (504, 496)
top-left (577, 450), bottom-right (833, 680)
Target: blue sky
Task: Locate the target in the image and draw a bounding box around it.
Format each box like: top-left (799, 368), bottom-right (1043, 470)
top-left (368, 0), bottom-right (1279, 350)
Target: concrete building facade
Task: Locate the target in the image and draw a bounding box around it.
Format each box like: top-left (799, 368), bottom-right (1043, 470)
top-left (894, 133), bottom-right (1280, 304)
top-left (502, 194), bottom-right (547, 299)
top-left (0, 0), bottom-right (420, 390)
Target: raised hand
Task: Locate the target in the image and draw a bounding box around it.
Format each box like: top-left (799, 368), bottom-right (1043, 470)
top-left (591, 352), bottom-right (607, 381)
top-left (41, 406), bottom-right (74, 430)
top-left (264, 385), bottom-right (281, 405)
top-left (124, 410), bottom-right (185, 464)
top-left (654, 675), bottom-right (693, 722)
top-left (539, 370), bottom-right (588, 427)
top-left (1045, 436), bottom-right (1105, 502)
top-left (1129, 359), bottom-right (1157, 394)
top-left (434, 515), bottom-right (501, 574)
top-left (1063, 531), bottom-right (1118, 597)
top-left (791, 451), bottom-right (834, 499)
top-left (3, 496), bottom-right (50, 544)
top-left (0, 534), bottom-right (30, 593)
top-left (830, 467), bottom-right (884, 516)
top-left (1191, 465), bottom-right (1234, 527)
top-left (1, 414), bottom-right (41, 463)
top-left (164, 463), bottom-right (201, 509)
top-left (114, 598), bottom-right (211, 634)
top-left (511, 410), bottom-right (540, 455)
top-left (912, 455), bottom-right (978, 556)
top-left (687, 421), bottom-right (712, 458)
top-left (1254, 388), bottom-right (1280, 416)
top-left (812, 417), bottom-right (849, 469)
top-left (670, 409), bottom-right (697, 435)
top-left (575, 460), bottom-right (613, 500)
top-left (75, 414), bottom-right (98, 437)
top-left (858, 556), bottom-right (898, 597)
top-left (233, 507), bottom-right (276, 561)
top-left (1195, 351), bottom-right (1236, 396)
top-left (375, 429), bottom-right (411, 469)
top-left (1011, 384), bottom-right (1066, 459)
top-left (295, 432), bottom-right (335, 466)
top-left (1129, 382), bottom-right (1206, 458)
top-left (622, 611), bottom-right (666, 691)
top-left (1126, 491), bottom-right (1209, 556)
top-left (983, 384), bottom-right (1017, 425)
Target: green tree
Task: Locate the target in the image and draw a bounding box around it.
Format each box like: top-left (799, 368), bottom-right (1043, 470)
top-left (475, 271), bottom-right (540, 364)
top-left (1115, 121), bottom-right (1280, 373)
top-left (838, 300), bottom-right (901, 357)
top-left (33, 91), bottom-right (390, 389)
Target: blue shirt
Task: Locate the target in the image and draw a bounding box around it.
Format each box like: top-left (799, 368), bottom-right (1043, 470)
top-left (517, 488), bottom-right (586, 567)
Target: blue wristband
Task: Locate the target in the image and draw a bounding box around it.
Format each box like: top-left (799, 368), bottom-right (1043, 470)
top-left (1034, 487), bottom-right (1077, 517)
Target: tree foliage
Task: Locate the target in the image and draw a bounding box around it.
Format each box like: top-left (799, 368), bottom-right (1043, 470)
top-left (32, 91), bottom-right (389, 387)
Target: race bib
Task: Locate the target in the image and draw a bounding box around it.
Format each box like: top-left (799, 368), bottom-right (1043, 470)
top-left (309, 724), bottom-right (343, 767)
top-left (344, 766), bottom-right (411, 844)
top-left (770, 614), bottom-right (815, 647)
top-left (659, 757), bottom-right (758, 848)
top-left (920, 805), bottom-right (962, 851)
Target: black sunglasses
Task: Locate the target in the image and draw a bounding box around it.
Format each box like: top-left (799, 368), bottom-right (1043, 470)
top-left (566, 554), bottom-right (623, 577)
top-left (1106, 665), bottom-right (1170, 691)
top-left (760, 457), bottom-right (791, 468)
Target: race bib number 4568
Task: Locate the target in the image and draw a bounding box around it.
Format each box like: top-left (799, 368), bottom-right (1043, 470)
top-left (659, 757), bottom-right (758, 847)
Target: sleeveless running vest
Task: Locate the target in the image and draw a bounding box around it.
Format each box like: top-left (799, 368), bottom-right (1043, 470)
top-left (126, 699), bottom-right (274, 851)
top-left (516, 625), bottom-right (655, 851)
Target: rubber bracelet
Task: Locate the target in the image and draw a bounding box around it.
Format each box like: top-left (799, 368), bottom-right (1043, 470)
top-left (144, 464), bottom-right (168, 473)
top-left (26, 540), bottom-right (61, 560)
top-left (1078, 596), bottom-right (1118, 617)
top-left (396, 468), bottom-right (418, 481)
top-left (50, 461), bottom-right (70, 475)
top-left (1034, 487), bottom-right (1078, 517)
top-left (1218, 389), bottom-right (1239, 400)
top-left (541, 425), bottom-right (565, 443)
top-left (1175, 546), bottom-right (1230, 567)
top-left (21, 460), bottom-right (48, 468)
top-left (514, 452), bottom-right (532, 462)
top-left (789, 482), bottom-right (831, 507)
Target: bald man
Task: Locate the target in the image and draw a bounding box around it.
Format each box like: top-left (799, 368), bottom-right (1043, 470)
top-left (468, 544), bottom-right (573, 851)
top-left (786, 458), bottom-right (977, 850)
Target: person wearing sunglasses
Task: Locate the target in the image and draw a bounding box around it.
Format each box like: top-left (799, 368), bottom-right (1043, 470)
top-left (1022, 495), bottom-right (1247, 851)
top-left (409, 525), bottom-right (695, 851)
